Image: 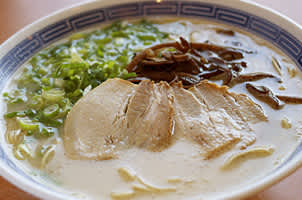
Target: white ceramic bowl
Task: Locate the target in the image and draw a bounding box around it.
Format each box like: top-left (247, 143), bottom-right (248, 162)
top-left (1, 0), bottom-right (302, 199)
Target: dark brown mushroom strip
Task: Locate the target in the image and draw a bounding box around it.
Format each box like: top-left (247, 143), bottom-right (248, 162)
top-left (188, 57), bottom-right (203, 74)
top-left (231, 63), bottom-right (242, 72)
top-left (191, 54), bottom-right (209, 71)
top-left (172, 54), bottom-right (190, 62)
top-left (126, 49), bottom-right (150, 72)
top-left (139, 70), bottom-right (175, 82)
top-left (215, 29), bottom-right (235, 36)
top-left (241, 61), bottom-right (247, 68)
top-left (229, 72), bottom-right (282, 87)
top-left (141, 60), bottom-right (175, 67)
top-left (217, 66), bottom-right (234, 85)
top-left (191, 42), bottom-right (229, 53)
top-left (276, 95), bottom-right (302, 104)
top-left (207, 57), bottom-right (246, 69)
top-left (218, 50), bottom-right (243, 61)
top-left (126, 37), bottom-right (254, 86)
top-left (191, 43), bottom-right (246, 58)
top-left (145, 55), bottom-right (166, 62)
top-left (189, 48), bottom-right (203, 58)
top-left (199, 70), bottom-right (224, 79)
top-left (205, 59), bottom-right (234, 84)
top-left (246, 83), bottom-right (285, 109)
top-left (161, 52), bottom-right (173, 60)
top-left (150, 42), bottom-right (182, 51)
top-left (207, 57), bottom-right (225, 64)
top-left (176, 72), bottom-right (201, 86)
top-left (180, 37), bottom-right (191, 53)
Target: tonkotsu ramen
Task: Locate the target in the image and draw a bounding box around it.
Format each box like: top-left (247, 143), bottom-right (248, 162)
top-left (2, 18), bottom-right (302, 200)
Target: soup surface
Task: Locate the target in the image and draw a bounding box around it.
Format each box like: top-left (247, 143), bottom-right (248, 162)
top-left (2, 18), bottom-right (302, 200)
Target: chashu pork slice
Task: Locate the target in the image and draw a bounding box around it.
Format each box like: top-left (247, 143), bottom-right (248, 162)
top-left (172, 82), bottom-right (241, 159)
top-left (125, 80), bottom-right (175, 151)
top-left (190, 80), bottom-right (267, 149)
top-left (64, 78), bottom-right (137, 160)
top-left (64, 77), bottom-right (266, 160)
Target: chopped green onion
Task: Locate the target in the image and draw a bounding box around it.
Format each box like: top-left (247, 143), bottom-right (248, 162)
top-left (42, 88), bottom-right (65, 102)
top-left (30, 95), bottom-right (43, 109)
top-left (17, 117), bottom-right (40, 131)
top-left (54, 78), bottom-right (65, 88)
top-left (137, 35), bottom-right (157, 41)
top-left (95, 38), bottom-right (112, 45)
top-left (2, 20), bottom-right (170, 165)
top-left (5, 111), bottom-right (24, 118)
top-left (40, 127), bottom-right (55, 137)
top-left (111, 31), bottom-right (129, 38)
top-left (26, 130), bottom-right (34, 136)
top-left (44, 119), bottom-right (63, 127)
top-left (43, 104), bottom-right (60, 118)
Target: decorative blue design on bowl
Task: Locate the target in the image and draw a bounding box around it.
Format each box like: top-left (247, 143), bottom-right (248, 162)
top-left (0, 0), bottom-right (302, 198)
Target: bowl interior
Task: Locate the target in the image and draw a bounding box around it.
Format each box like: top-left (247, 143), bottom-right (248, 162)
top-left (1, 1), bottom-right (302, 199)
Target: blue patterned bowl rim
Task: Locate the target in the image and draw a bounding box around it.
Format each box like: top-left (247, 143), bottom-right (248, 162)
top-left (1, 0), bottom-right (302, 199)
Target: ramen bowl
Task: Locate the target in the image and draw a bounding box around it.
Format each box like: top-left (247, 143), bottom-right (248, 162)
top-left (1, 0), bottom-right (302, 199)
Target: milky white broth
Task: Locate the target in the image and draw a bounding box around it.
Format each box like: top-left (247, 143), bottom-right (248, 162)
top-left (2, 18), bottom-right (302, 200)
